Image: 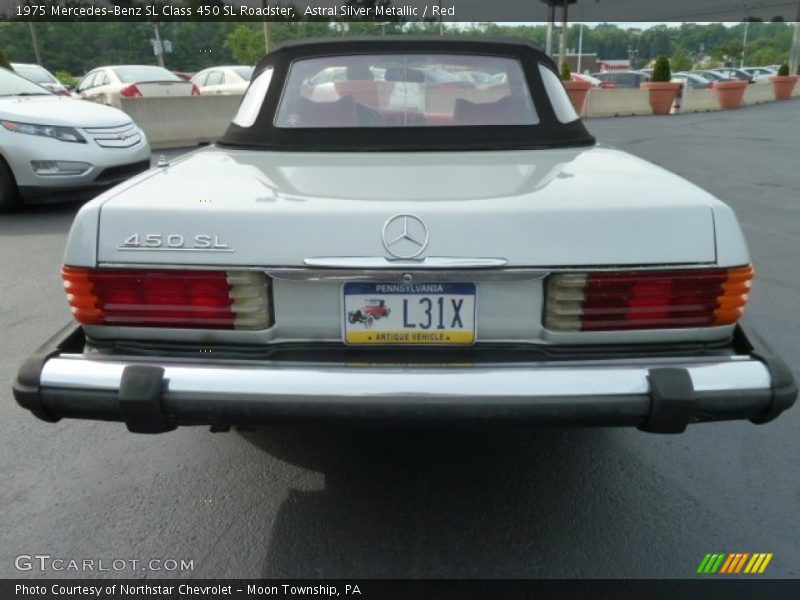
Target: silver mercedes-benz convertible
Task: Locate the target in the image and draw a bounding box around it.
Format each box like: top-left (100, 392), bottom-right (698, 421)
top-left (13, 37), bottom-right (796, 434)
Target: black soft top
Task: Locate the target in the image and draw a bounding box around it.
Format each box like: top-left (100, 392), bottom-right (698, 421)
top-left (217, 36), bottom-right (595, 152)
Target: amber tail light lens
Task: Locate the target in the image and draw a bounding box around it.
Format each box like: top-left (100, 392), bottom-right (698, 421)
top-left (62, 267), bottom-right (272, 330)
top-left (545, 265), bottom-right (754, 332)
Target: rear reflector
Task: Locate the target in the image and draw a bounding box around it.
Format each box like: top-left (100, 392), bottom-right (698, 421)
top-left (545, 265), bottom-right (754, 332)
top-left (62, 267), bottom-right (272, 330)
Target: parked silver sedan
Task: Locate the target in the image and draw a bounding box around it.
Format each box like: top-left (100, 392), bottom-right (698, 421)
top-left (11, 63), bottom-right (71, 96)
top-left (0, 67), bottom-right (150, 211)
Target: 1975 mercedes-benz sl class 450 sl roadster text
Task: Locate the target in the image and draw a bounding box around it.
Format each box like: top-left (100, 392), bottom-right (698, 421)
top-left (13, 38), bottom-right (797, 434)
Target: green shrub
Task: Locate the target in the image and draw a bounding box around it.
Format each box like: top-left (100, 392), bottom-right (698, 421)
top-left (777, 62), bottom-right (790, 77)
top-left (560, 61), bottom-right (571, 81)
top-left (0, 50), bottom-right (11, 71)
top-left (652, 55), bottom-right (671, 82)
top-left (55, 70), bottom-right (79, 89)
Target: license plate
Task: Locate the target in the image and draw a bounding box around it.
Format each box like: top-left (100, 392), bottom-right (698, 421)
top-left (343, 282), bottom-right (476, 345)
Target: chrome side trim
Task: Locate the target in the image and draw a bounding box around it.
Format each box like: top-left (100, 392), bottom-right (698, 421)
top-left (303, 257), bottom-right (508, 269)
top-left (40, 356), bottom-right (771, 399)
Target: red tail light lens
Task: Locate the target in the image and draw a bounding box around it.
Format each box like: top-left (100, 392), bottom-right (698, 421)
top-left (120, 84), bottom-right (142, 98)
top-left (191, 83), bottom-right (201, 96)
top-left (545, 265), bottom-right (754, 332)
top-left (62, 267), bottom-right (271, 330)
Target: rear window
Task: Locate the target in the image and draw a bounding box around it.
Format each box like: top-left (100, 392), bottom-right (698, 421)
top-left (13, 65), bottom-right (56, 84)
top-left (274, 54), bottom-right (538, 128)
top-left (0, 68), bottom-right (51, 96)
top-left (232, 66), bottom-right (254, 81)
top-left (112, 66), bottom-right (181, 83)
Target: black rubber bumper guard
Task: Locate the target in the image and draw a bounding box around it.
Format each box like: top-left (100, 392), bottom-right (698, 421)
top-left (12, 322), bottom-right (798, 435)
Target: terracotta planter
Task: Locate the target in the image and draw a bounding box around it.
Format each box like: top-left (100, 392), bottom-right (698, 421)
top-left (770, 75), bottom-right (799, 100)
top-left (563, 79), bottom-right (593, 114)
top-left (641, 82), bottom-right (682, 115)
top-left (712, 80), bottom-right (748, 109)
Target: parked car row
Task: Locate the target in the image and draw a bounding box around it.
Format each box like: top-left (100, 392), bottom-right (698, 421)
top-left (582, 66), bottom-right (779, 89)
top-left (9, 63), bottom-right (254, 105)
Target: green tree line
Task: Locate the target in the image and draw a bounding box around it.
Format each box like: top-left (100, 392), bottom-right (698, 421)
top-left (0, 20), bottom-right (794, 79)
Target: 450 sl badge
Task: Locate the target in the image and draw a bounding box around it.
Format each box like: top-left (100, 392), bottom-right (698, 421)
top-left (118, 233), bottom-right (233, 252)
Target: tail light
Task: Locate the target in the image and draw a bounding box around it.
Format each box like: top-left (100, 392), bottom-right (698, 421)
top-left (120, 84), bottom-right (142, 98)
top-left (191, 83), bottom-right (201, 96)
top-left (545, 265), bottom-right (754, 332)
top-left (62, 267), bottom-right (272, 330)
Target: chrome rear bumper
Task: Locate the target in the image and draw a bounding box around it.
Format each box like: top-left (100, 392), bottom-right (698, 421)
top-left (13, 323), bottom-right (797, 434)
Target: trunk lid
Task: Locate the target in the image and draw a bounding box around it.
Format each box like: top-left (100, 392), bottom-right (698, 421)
top-left (136, 81), bottom-right (194, 97)
top-left (96, 146), bottom-right (717, 267)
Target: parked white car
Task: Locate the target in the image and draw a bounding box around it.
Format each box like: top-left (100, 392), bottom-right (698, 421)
top-left (0, 67), bottom-right (150, 211)
top-left (11, 63), bottom-right (71, 96)
top-left (191, 65), bottom-right (253, 95)
top-left (13, 38), bottom-right (795, 434)
top-left (74, 65), bottom-right (199, 105)
top-left (741, 66), bottom-right (778, 82)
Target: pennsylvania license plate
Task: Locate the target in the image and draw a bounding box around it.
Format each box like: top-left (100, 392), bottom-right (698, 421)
top-left (343, 282), bottom-right (477, 345)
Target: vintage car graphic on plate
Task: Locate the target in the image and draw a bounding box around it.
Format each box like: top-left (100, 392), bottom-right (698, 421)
top-left (343, 282), bottom-right (476, 344)
top-left (11, 37), bottom-right (797, 434)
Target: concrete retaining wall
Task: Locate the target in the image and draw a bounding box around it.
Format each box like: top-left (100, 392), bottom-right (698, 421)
top-left (582, 88), bottom-right (651, 118)
top-left (680, 88), bottom-right (720, 113)
top-left (743, 81), bottom-right (776, 106)
top-left (120, 95), bottom-right (242, 149)
top-left (118, 84), bottom-right (798, 148)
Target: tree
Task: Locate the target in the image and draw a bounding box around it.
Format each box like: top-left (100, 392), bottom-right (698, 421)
top-left (652, 55), bottom-right (671, 82)
top-left (560, 60), bottom-right (571, 81)
top-left (671, 47), bottom-right (693, 71)
top-left (224, 25), bottom-right (266, 65)
top-left (713, 39), bottom-right (744, 67)
top-left (748, 45), bottom-right (780, 67)
top-left (0, 49), bottom-right (11, 70)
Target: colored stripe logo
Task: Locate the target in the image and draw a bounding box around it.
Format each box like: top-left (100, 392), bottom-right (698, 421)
top-left (697, 553), bottom-right (773, 574)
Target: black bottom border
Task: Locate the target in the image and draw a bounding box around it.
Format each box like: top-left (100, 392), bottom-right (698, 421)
top-left (3, 579), bottom-right (800, 600)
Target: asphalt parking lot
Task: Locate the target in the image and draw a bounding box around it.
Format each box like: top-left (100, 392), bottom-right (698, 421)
top-left (1, 99), bottom-right (799, 579)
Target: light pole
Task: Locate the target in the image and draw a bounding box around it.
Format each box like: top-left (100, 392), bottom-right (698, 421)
top-left (791, 2), bottom-right (800, 76)
top-left (740, 20), bottom-right (749, 68)
top-left (558, 1), bottom-right (569, 70)
top-left (28, 22), bottom-right (43, 66)
top-left (262, 0), bottom-right (271, 54)
top-left (577, 23), bottom-right (584, 73)
top-left (152, 22), bottom-right (165, 68)
top-left (545, 6), bottom-right (555, 55)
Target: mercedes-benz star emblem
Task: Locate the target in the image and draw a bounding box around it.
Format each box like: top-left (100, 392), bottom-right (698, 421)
top-left (381, 214), bottom-right (429, 260)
